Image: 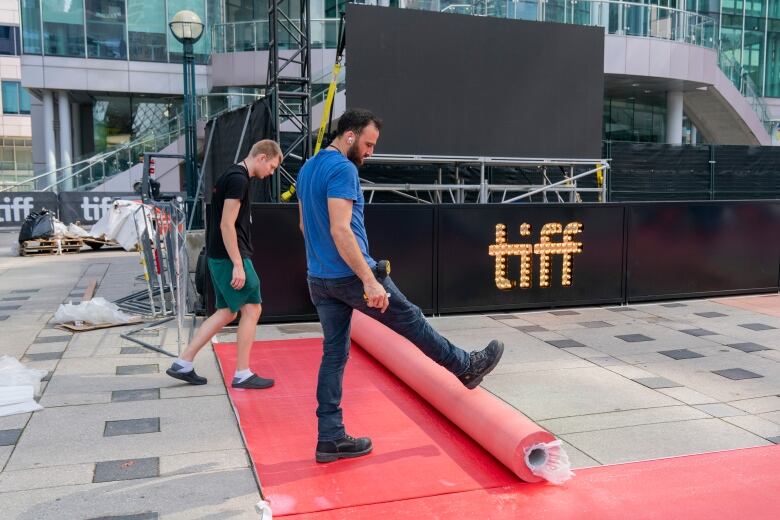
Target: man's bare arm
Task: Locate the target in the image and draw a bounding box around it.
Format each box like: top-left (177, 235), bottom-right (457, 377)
top-left (221, 199), bottom-right (245, 290)
top-left (328, 198), bottom-right (388, 312)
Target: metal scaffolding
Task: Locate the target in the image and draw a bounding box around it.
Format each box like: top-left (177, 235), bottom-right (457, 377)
top-left (267, 0), bottom-right (312, 201)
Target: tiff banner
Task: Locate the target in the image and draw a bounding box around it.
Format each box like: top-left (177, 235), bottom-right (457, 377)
top-left (0, 192), bottom-right (59, 227)
top-left (58, 192), bottom-right (141, 225)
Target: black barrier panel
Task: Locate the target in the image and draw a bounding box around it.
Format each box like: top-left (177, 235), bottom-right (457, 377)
top-left (58, 192), bottom-right (140, 225)
top-left (437, 205), bottom-right (625, 313)
top-left (714, 146), bottom-right (780, 199)
top-left (626, 202), bottom-right (780, 301)
top-left (364, 205), bottom-right (435, 314)
top-left (0, 192), bottom-right (59, 227)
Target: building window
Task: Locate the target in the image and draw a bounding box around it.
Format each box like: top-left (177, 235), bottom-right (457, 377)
top-left (0, 26), bottom-right (21, 55)
top-left (127, 0), bottom-right (168, 62)
top-left (2, 82), bottom-right (31, 115)
top-left (87, 0), bottom-right (127, 59)
top-left (42, 0), bottom-right (86, 57)
top-left (0, 138), bottom-right (34, 189)
top-left (20, 0), bottom-right (42, 54)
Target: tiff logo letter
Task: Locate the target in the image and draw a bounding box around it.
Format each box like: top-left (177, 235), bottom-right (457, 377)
top-left (81, 196), bottom-right (114, 221)
top-left (489, 222), bottom-right (583, 289)
top-left (0, 196), bottom-right (34, 223)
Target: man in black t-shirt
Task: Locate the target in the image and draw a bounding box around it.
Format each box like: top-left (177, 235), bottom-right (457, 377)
top-left (166, 139), bottom-right (282, 389)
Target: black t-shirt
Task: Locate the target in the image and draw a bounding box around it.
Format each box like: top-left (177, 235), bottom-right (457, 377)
top-left (208, 164), bottom-right (253, 259)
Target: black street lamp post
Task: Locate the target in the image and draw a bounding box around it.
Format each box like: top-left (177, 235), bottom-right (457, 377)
top-left (169, 10), bottom-right (204, 225)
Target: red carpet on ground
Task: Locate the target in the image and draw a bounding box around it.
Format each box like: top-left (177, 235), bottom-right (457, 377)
top-left (215, 338), bottom-right (780, 519)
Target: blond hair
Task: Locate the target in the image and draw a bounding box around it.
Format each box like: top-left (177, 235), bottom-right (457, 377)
top-left (249, 139), bottom-right (282, 159)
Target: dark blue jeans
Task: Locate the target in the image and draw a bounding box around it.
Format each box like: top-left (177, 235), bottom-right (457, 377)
top-left (308, 271), bottom-right (470, 441)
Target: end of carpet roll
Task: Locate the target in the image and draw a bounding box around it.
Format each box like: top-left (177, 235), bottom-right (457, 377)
top-left (524, 440), bottom-right (575, 485)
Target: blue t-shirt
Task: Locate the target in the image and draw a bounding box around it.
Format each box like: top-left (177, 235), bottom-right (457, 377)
top-left (297, 149), bottom-right (376, 278)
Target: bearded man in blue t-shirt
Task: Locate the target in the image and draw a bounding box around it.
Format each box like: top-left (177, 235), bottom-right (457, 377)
top-left (297, 109), bottom-right (504, 463)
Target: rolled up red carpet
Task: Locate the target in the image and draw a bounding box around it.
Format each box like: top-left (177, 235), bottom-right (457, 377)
top-left (349, 310), bottom-right (570, 483)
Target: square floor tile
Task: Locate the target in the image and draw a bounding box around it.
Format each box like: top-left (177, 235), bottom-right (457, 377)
top-left (680, 328), bottom-right (717, 337)
top-left (546, 339), bottom-right (586, 349)
top-left (116, 364), bottom-right (159, 376)
top-left (24, 352), bottom-right (63, 361)
top-left (695, 312), bottom-right (728, 318)
top-left (2, 296), bottom-right (30, 301)
top-left (87, 514), bottom-right (159, 520)
top-left (12, 289), bottom-right (38, 293)
top-left (661, 303), bottom-right (686, 308)
top-left (728, 342), bottom-right (770, 353)
top-left (767, 437), bottom-right (780, 444)
top-left (0, 315), bottom-right (8, 321)
top-left (487, 314), bottom-right (517, 320)
top-left (616, 334), bottom-right (654, 343)
top-left (712, 368), bottom-right (763, 380)
top-left (0, 429), bottom-right (22, 446)
top-left (550, 310), bottom-right (579, 316)
top-left (739, 323), bottom-right (777, 331)
top-left (608, 307), bottom-right (636, 312)
top-left (632, 377), bottom-right (682, 389)
top-left (33, 335), bottom-right (71, 344)
top-left (277, 323), bottom-right (322, 334)
top-left (516, 325), bottom-right (547, 333)
top-left (120, 347), bottom-right (148, 355)
top-left (579, 321), bottom-right (613, 328)
top-left (659, 349), bottom-right (705, 360)
top-left (104, 418), bottom-right (160, 437)
top-left (93, 457), bottom-right (159, 483)
top-left (111, 389), bottom-right (160, 403)
top-left (0, 305), bottom-right (20, 311)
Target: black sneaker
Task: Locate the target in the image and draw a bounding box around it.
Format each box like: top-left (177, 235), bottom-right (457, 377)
top-left (232, 373), bottom-right (274, 389)
top-left (316, 434), bottom-right (373, 463)
top-left (166, 364), bottom-right (207, 385)
top-left (458, 340), bottom-right (504, 389)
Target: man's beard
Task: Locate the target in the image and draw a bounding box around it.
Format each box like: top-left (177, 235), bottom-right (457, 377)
top-left (346, 141), bottom-right (363, 166)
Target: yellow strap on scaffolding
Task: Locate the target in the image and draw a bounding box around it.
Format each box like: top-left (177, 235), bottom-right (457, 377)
top-left (314, 62), bottom-right (343, 154)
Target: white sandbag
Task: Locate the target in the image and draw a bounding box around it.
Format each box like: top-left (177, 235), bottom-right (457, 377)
top-left (0, 356), bottom-right (47, 389)
top-left (0, 400), bottom-right (43, 417)
top-left (53, 297), bottom-right (135, 325)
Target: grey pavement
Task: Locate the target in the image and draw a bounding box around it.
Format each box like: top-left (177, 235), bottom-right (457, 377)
top-left (2, 229), bottom-right (780, 518)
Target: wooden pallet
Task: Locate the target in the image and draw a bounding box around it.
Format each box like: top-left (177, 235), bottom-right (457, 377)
top-left (21, 238), bottom-right (84, 256)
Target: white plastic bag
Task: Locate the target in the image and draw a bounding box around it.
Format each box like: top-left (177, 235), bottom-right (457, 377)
top-left (524, 439), bottom-right (575, 485)
top-left (53, 297), bottom-right (135, 325)
top-left (67, 223), bottom-right (91, 238)
top-left (0, 356), bottom-right (47, 389)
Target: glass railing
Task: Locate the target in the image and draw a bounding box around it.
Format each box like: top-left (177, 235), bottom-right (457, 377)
top-left (718, 45), bottom-right (772, 133)
top-left (211, 19), bottom-right (340, 53)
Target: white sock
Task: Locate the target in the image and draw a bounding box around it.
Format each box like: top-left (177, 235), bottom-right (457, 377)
top-left (234, 369), bottom-right (253, 383)
top-left (173, 359), bottom-right (193, 373)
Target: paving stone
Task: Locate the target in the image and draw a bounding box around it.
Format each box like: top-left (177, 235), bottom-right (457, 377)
top-left (111, 389), bottom-right (160, 403)
top-left (694, 311), bottom-right (727, 318)
top-left (659, 349), bottom-right (705, 360)
top-left (0, 429), bottom-right (22, 446)
top-left (87, 514), bottom-right (159, 520)
top-left (93, 457), bottom-right (159, 483)
top-left (739, 323), bottom-right (777, 331)
top-left (768, 437), bottom-right (780, 444)
top-left (116, 364), bottom-right (159, 375)
top-left (579, 321), bottom-right (613, 328)
top-left (616, 334), bottom-right (654, 343)
top-left (608, 307), bottom-right (636, 312)
top-left (516, 325), bottom-right (547, 332)
top-left (41, 371), bottom-right (52, 382)
top-left (11, 289), bottom-right (39, 293)
top-left (680, 328), bottom-right (717, 337)
top-left (660, 303), bottom-right (686, 308)
top-left (70, 291), bottom-right (85, 297)
top-left (104, 418), bottom-right (160, 437)
top-left (24, 352), bottom-right (63, 361)
top-left (2, 296), bottom-right (30, 301)
top-left (728, 342), bottom-right (770, 353)
top-left (33, 335), bottom-right (71, 344)
top-left (0, 305), bottom-right (20, 310)
top-left (120, 347), bottom-right (149, 355)
top-left (486, 314), bottom-right (517, 320)
top-left (549, 310), bottom-right (579, 316)
top-left (546, 339), bottom-right (586, 349)
top-left (712, 368), bottom-right (763, 380)
top-left (632, 377), bottom-right (682, 389)
top-left (693, 403), bottom-right (747, 418)
top-left (0, 315), bottom-right (8, 321)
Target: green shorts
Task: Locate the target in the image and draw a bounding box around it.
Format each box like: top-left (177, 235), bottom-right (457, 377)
top-left (208, 257), bottom-right (262, 313)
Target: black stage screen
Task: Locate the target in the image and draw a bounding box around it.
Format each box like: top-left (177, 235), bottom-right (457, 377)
top-left (346, 4), bottom-right (604, 159)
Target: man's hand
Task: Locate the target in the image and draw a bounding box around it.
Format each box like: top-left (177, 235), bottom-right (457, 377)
top-left (364, 278), bottom-right (389, 313)
top-left (231, 263), bottom-right (246, 290)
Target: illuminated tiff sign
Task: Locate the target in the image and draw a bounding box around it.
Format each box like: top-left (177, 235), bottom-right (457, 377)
top-left (489, 222), bottom-right (583, 289)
